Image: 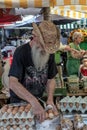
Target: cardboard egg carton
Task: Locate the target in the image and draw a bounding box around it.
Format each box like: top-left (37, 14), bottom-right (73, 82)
top-left (59, 96), bottom-right (87, 114)
top-left (0, 102), bottom-right (35, 129)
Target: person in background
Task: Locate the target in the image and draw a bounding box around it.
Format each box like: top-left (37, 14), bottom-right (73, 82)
top-left (55, 42), bottom-right (72, 87)
top-left (66, 32), bottom-right (85, 76)
top-left (9, 21), bottom-right (60, 122)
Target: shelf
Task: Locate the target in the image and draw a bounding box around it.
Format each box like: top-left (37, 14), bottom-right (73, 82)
top-left (67, 93), bottom-right (87, 96)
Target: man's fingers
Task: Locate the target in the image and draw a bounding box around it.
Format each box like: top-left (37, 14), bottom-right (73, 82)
top-left (36, 112), bottom-right (46, 122)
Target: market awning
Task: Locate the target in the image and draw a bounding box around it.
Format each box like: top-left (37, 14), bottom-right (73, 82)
top-left (0, 0), bottom-right (51, 8)
top-left (52, 5), bottom-right (87, 13)
top-left (53, 0), bottom-right (87, 6)
top-left (1, 0), bottom-right (87, 8)
top-left (51, 8), bottom-right (87, 19)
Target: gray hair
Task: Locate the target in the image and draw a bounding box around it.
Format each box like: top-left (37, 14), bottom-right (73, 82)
top-left (72, 32), bottom-right (83, 41)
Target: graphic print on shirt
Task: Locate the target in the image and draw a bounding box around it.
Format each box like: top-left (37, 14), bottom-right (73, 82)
top-left (23, 65), bottom-right (48, 97)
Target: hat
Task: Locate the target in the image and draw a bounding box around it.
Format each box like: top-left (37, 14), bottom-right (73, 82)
top-left (32, 21), bottom-right (60, 54)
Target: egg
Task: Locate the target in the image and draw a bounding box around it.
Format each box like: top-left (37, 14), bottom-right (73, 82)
top-left (82, 103), bottom-right (86, 109)
top-left (7, 107), bottom-right (13, 114)
top-left (12, 108), bottom-right (18, 115)
top-left (6, 125), bottom-right (11, 130)
top-left (46, 112), bottom-right (49, 119)
top-left (26, 104), bottom-right (31, 109)
top-left (3, 119), bottom-right (7, 123)
top-left (12, 125), bottom-right (17, 129)
top-left (15, 118), bottom-right (20, 123)
top-left (27, 118), bottom-right (33, 122)
top-left (47, 109), bottom-right (53, 114)
top-left (25, 124), bottom-right (30, 129)
top-left (19, 125), bottom-right (23, 129)
top-left (1, 105), bottom-right (8, 113)
top-left (21, 118), bottom-right (26, 123)
top-left (24, 107), bottom-right (30, 113)
top-left (19, 106), bottom-right (25, 113)
top-left (53, 111), bottom-right (59, 116)
top-left (9, 118), bottom-right (13, 123)
top-left (0, 126), bottom-right (4, 130)
top-left (48, 112), bottom-right (54, 119)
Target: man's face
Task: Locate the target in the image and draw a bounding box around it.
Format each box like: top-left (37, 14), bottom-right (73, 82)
top-left (32, 30), bottom-right (45, 53)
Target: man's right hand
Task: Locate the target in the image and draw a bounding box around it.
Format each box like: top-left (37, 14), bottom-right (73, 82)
top-left (31, 100), bottom-right (46, 122)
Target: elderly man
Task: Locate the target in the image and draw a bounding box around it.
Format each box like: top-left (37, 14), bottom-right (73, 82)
top-left (9, 21), bottom-right (60, 122)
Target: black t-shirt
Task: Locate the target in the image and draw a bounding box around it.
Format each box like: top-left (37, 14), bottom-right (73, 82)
top-left (9, 43), bottom-right (58, 103)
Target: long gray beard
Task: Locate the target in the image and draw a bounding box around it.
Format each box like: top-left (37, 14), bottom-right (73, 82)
top-left (31, 45), bottom-right (49, 71)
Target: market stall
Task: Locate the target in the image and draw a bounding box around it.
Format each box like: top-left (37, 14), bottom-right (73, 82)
top-left (0, 0), bottom-right (87, 130)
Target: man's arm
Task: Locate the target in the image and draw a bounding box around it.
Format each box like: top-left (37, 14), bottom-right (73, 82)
top-left (46, 78), bottom-right (58, 114)
top-left (46, 78), bottom-right (56, 104)
top-left (9, 76), bottom-right (46, 122)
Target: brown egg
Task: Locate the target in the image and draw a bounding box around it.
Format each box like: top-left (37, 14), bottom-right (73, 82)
top-left (75, 102), bottom-right (79, 108)
top-left (12, 125), bottom-right (17, 129)
top-left (46, 112), bottom-right (49, 119)
top-left (19, 106), bottom-right (25, 113)
top-left (69, 103), bottom-right (73, 108)
top-left (25, 124), bottom-right (30, 129)
top-left (82, 103), bottom-right (86, 109)
top-left (12, 109), bottom-right (18, 115)
top-left (53, 111), bottom-right (59, 116)
top-left (7, 107), bottom-right (13, 114)
top-left (63, 102), bottom-right (67, 107)
top-left (12, 107), bottom-right (18, 115)
top-left (15, 118), bottom-right (20, 123)
top-left (48, 112), bottom-right (54, 119)
top-left (27, 118), bottom-right (33, 122)
top-left (21, 118), bottom-right (26, 123)
top-left (9, 118), bottom-right (13, 123)
top-left (26, 104), bottom-right (31, 109)
top-left (1, 105), bottom-right (8, 113)
top-left (47, 109), bottom-right (53, 114)
top-left (19, 125), bottom-right (23, 129)
top-left (3, 119), bottom-right (7, 123)
top-left (0, 126), bottom-right (4, 130)
top-left (6, 125), bottom-right (10, 130)
top-left (24, 107), bottom-right (30, 113)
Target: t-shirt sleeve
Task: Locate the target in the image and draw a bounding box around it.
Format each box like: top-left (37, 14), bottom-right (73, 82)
top-left (48, 54), bottom-right (58, 79)
top-left (9, 48), bottom-right (23, 81)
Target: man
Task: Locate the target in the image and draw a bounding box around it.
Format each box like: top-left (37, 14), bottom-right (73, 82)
top-left (9, 21), bottom-right (60, 122)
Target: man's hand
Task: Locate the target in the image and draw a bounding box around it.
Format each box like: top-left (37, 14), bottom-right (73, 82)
top-left (31, 100), bottom-right (46, 122)
top-left (46, 100), bottom-right (58, 115)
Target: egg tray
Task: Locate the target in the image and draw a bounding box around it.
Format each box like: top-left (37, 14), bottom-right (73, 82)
top-left (0, 102), bottom-right (35, 128)
top-left (59, 96), bottom-right (87, 114)
top-left (0, 125), bottom-right (34, 130)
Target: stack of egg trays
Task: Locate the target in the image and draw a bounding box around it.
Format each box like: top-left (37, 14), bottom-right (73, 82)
top-left (0, 102), bottom-right (35, 130)
top-left (59, 96), bottom-right (87, 114)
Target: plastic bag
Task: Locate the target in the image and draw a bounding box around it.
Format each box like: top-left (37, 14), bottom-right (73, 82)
top-left (35, 116), bottom-right (59, 130)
